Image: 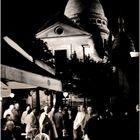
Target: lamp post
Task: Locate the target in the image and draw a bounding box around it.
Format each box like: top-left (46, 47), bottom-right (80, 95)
top-left (63, 92), bottom-right (68, 106)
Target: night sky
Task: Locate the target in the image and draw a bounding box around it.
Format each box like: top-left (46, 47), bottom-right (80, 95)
top-left (2, 0), bottom-right (139, 49)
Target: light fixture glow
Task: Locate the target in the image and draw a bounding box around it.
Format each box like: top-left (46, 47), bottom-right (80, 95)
top-left (130, 52), bottom-right (139, 57)
top-left (10, 93), bottom-right (15, 98)
top-left (63, 92), bottom-right (68, 98)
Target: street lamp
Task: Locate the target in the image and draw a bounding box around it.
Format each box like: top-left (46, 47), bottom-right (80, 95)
top-left (10, 93), bottom-right (15, 98)
top-left (63, 92), bottom-right (68, 106)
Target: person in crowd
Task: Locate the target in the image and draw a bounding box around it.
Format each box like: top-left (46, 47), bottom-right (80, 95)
top-left (1, 120), bottom-right (16, 140)
top-left (53, 106), bottom-right (64, 140)
top-left (83, 107), bottom-right (99, 140)
top-left (39, 105), bottom-right (58, 140)
top-left (2, 120), bottom-right (22, 140)
top-left (21, 104), bottom-right (31, 132)
top-left (62, 107), bottom-right (69, 139)
top-left (3, 104), bottom-right (15, 120)
top-left (73, 105), bottom-right (87, 140)
top-left (67, 107), bottom-right (74, 140)
top-left (25, 107), bottom-right (39, 140)
top-left (84, 106), bottom-right (98, 126)
top-left (13, 103), bottom-right (22, 126)
top-left (34, 132), bottom-right (50, 140)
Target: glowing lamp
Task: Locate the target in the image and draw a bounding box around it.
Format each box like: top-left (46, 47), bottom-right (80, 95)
top-left (10, 93), bottom-right (15, 98)
top-left (63, 92), bottom-right (68, 98)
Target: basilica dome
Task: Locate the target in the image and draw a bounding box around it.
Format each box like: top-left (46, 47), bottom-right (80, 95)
top-left (64, 0), bottom-right (109, 37)
top-left (64, 0), bottom-right (105, 19)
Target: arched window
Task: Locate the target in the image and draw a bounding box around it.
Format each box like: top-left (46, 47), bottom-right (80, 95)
top-left (102, 20), bottom-right (106, 25)
top-left (96, 19), bottom-right (102, 25)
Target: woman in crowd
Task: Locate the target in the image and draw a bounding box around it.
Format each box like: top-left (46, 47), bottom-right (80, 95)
top-left (21, 104), bottom-right (31, 132)
top-left (25, 107), bottom-right (39, 140)
top-left (73, 105), bottom-right (87, 140)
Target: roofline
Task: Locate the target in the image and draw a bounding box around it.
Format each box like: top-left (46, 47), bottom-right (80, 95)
top-left (36, 21), bottom-right (91, 38)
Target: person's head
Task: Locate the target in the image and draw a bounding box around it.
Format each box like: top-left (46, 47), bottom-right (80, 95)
top-left (34, 133), bottom-right (50, 140)
top-left (58, 106), bottom-right (62, 112)
top-left (87, 106), bottom-right (93, 115)
top-left (14, 103), bottom-right (20, 110)
top-left (5, 121), bottom-right (15, 131)
top-left (26, 105), bottom-right (31, 112)
top-left (9, 104), bottom-right (14, 111)
top-left (79, 105), bottom-right (86, 112)
top-left (44, 105), bottom-right (50, 114)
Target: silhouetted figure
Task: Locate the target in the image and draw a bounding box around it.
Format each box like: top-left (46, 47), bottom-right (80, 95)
top-left (84, 113), bottom-right (99, 140)
top-left (67, 107), bottom-right (74, 140)
top-left (62, 107), bottom-right (69, 139)
top-left (53, 106), bottom-right (63, 140)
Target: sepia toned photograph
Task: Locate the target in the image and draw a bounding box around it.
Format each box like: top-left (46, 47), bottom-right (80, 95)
top-left (1, 0), bottom-right (139, 140)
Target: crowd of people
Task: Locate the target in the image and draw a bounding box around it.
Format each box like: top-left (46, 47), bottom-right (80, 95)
top-left (1, 102), bottom-right (139, 140)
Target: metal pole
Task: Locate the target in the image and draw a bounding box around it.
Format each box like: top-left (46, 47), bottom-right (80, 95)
top-left (36, 88), bottom-right (40, 112)
top-left (65, 97), bottom-right (66, 106)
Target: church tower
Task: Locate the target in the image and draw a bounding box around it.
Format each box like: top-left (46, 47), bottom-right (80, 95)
top-left (64, 0), bottom-right (110, 45)
top-left (111, 17), bottom-right (137, 69)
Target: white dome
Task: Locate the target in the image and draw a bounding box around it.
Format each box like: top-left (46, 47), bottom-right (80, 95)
top-left (64, 0), bottom-right (105, 19)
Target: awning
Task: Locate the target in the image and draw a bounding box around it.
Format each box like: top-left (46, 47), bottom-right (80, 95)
top-left (1, 64), bottom-right (62, 92)
top-left (1, 81), bottom-right (11, 98)
top-left (6, 81), bottom-right (37, 89)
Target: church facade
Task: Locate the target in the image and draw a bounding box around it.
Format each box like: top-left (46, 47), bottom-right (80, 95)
top-left (36, 0), bottom-right (111, 63)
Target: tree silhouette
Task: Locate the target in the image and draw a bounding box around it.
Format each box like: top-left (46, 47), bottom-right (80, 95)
top-left (32, 38), bottom-right (55, 68)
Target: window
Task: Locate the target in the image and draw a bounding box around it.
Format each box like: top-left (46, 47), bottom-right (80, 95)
top-left (102, 21), bottom-right (106, 25)
top-left (54, 26), bottom-right (64, 35)
top-left (96, 19), bottom-right (102, 24)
